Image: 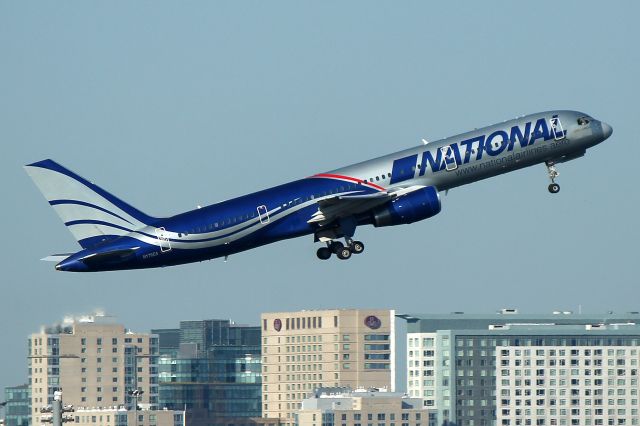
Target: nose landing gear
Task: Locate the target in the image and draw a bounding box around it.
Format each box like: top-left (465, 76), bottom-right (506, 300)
top-left (316, 238), bottom-right (365, 260)
top-left (546, 161), bottom-right (560, 194)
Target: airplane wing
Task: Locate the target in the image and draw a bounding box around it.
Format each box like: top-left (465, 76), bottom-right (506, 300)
top-left (307, 185), bottom-right (427, 226)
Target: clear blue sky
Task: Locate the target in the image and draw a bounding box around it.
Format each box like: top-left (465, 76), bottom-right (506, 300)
top-left (1, 1), bottom-right (639, 391)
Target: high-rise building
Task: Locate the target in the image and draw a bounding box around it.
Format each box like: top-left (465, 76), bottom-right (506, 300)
top-left (3, 384), bottom-right (30, 426)
top-left (401, 310), bottom-right (640, 426)
top-left (155, 319), bottom-right (264, 424)
top-left (496, 343), bottom-right (639, 426)
top-left (296, 387), bottom-right (434, 426)
top-left (28, 314), bottom-right (159, 425)
top-left (151, 330), bottom-right (180, 359)
top-left (261, 309), bottom-right (395, 425)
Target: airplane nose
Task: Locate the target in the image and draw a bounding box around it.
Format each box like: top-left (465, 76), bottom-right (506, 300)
top-left (601, 121), bottom-right (613, 139)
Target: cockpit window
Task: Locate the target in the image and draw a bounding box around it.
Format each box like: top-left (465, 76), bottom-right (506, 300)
top-left (577, 116), bottom-right (591, 125)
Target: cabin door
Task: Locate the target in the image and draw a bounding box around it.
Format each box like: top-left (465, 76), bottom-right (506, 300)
top-left (549, 116), bottom-right (565, 140)
top-left (440, 146), bottom-right (458, 171)
top-left (155, 227), bottom-right (172, 252)
top-left (257, 205), bottom-right (270, 224)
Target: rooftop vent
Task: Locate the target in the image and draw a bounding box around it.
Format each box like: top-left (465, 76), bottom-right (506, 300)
top-left (489, 324), bottom-right (509, 330)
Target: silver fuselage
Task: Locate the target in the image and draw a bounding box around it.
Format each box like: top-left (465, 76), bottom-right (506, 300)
top-left (331, 110), bottom-right (610, 192)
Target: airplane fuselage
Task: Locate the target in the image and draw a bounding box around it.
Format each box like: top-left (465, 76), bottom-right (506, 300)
top-left (28, 110), bottom-right (612, 271)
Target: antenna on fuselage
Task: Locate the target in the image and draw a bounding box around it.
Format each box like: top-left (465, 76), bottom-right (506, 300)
top-left (421, 138), bottom-right (429, 145)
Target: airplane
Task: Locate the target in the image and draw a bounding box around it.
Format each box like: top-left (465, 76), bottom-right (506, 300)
top-left (25, 110), bottom-right (612, 272)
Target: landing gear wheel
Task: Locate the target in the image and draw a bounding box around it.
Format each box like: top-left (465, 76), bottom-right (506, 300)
top-left (336, 247), bottom-right (352, 260)
top-left (329, 241), bottom-right (344, 254)
top-left (545, 161), bottom-right (560, 194)
top-left (548, 183), bottom-right (560, 194)
top-left (316, 247), bottom-right (332, 260)
top-left (350, 241), bottom-right (365, 254)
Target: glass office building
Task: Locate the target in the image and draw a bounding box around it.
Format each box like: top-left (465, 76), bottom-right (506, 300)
top-left (4, 384), bottom-right (30, 426)
top-left (154, 320), bottom-right (262, 423)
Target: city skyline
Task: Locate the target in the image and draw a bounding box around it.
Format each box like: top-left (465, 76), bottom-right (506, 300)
top-left (7, 309), bottom-right (640, 426)
top-left (2, 0), bottom-right (639, 395)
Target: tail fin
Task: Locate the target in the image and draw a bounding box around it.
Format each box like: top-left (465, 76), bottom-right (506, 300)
top-left (25, 159), bottom-right (158, 249)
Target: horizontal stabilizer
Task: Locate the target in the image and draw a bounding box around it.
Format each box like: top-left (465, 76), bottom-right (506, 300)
top-left (41, 253), bottom-right (74, 262)
top-left (81, 248), bottom-right (138, 268)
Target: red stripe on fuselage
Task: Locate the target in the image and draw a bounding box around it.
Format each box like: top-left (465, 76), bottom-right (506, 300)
top-left (311, 173), bottom-right (386, 192)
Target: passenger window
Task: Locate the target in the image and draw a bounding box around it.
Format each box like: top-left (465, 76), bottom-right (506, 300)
top-left (387, 173), bottom-right (391, 178)
top-left (375, 176), bottom-right (380, 181)
top-left (214, 223), bottom-right (218, 228)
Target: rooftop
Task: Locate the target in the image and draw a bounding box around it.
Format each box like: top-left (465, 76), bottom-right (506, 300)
top-left (400, 309), bottom-right (640, 333)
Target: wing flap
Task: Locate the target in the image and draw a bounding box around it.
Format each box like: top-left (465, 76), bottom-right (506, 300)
top-left (308, 185), bottom-right (428, 226)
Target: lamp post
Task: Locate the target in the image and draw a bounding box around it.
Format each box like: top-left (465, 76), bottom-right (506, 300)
top-left (40, 391), bottom-right (74, 426)
top-left (127, 390), bottom-right (144, 426)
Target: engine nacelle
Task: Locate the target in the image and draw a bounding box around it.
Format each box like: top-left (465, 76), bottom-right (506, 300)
top-left (371, 186), bottom-right (441, 227)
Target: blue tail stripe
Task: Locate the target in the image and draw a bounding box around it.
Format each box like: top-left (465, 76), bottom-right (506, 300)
top-left (50, 199), bottom-right (135, 226)
top-left (27, 159), bottom-right (157, 225)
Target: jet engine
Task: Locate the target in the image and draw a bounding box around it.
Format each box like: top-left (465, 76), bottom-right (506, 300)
top-left (371, 186), bottom-right (441, 227)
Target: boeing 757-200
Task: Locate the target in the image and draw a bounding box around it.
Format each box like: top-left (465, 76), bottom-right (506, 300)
top-left (25, 110), bottom-right (612, 271)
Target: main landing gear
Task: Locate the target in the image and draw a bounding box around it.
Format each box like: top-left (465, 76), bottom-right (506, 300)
top-left (316, 238), bottom-right (365, 260)
top-left (546, 161), bottom-right (560, 194)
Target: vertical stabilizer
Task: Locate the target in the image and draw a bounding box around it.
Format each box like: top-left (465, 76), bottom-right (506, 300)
top-left (25, 159), bottom-right (158, 249)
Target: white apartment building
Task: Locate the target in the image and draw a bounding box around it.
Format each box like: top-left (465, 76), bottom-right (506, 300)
top-left (402, 311), bottom-right (640, 426)
top-left (497, 345), bottom-right (639, 426)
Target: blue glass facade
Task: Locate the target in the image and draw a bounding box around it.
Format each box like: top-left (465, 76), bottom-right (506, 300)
top-left (4, 384), bottom-right (31, 426)
top-left (156, 320), bottom-right (261, 421)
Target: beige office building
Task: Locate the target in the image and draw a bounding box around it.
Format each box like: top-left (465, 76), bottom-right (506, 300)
top-left (72, 408), bottom-right (182, 426)
top-left (29, 314), bottom-right (158, 425)
top-left (260, 309), bottom-right (395, 425)
top-left (296, 388), bottom-right (434, 426)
